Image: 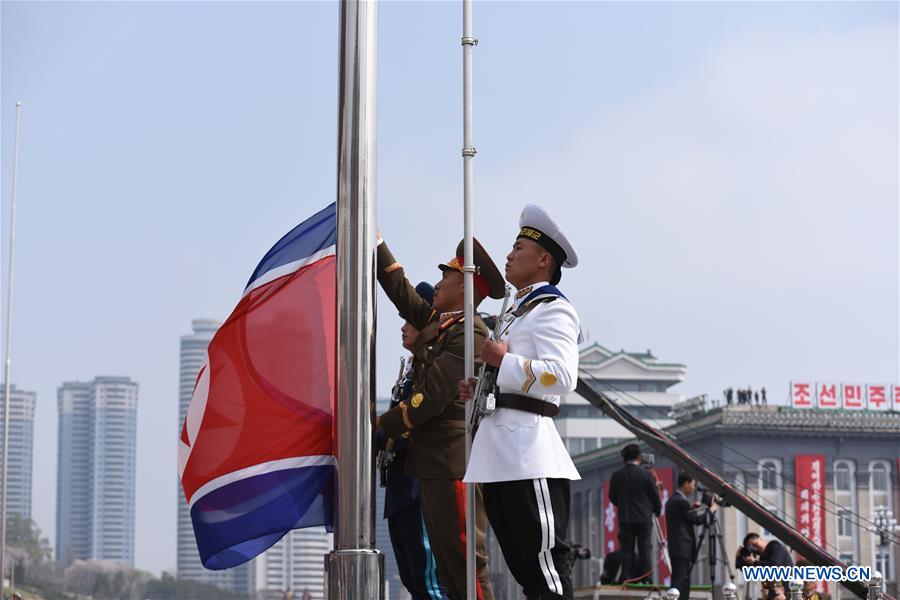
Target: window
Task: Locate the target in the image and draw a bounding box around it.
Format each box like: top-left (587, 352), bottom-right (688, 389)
top-left (566, 438), bottom-right (583, 455)
top-left (566, 437), bottom-right (600, 456)
top-left (758, 459), bottom-right (783, 525)
top-left (869, 461), bottom-right (891, 511)
top-left (833, 460), bottom-right (858, 561)
top-left (837, 510), bottom-right (853, 537)
top-left (835, 463), bottom-right (851, 492)
top-left (871, 464), bottom-right (888, 493)
top-left (759, 460), bottom-right (780, 491)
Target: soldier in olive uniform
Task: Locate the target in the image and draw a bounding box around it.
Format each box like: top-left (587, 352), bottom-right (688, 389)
top-left (375, 236), bottom-right (504, 600)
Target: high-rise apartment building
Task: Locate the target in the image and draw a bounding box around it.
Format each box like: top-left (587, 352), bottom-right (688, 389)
top-left (56, 376), bottom-right (138, 566)
top-left (175, 319), bottom-right (253, 594)
top-left (252, 528), bottom-right (333, 599)
top-left (0, 384), bottom-right (36, 520)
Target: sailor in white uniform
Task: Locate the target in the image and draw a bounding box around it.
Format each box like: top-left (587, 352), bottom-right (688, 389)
top-left (461, 204), bottom-right (581, 600)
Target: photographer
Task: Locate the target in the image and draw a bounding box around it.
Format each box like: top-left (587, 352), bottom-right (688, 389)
top-left (739, 533), bottom-right (793, 568)
top-left (736, 533), bottom-right (794, 600)
top-left (665, 473), bottom-right (717, 600)
top-left (608, 444), bottom-right (662, 583)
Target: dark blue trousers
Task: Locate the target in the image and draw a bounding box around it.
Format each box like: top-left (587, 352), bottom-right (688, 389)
top-left (388, 497), bottom-right (445, 600)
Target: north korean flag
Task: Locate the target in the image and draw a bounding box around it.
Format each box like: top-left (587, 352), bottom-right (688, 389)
top-left (178, 203), bottom-right (336, 569)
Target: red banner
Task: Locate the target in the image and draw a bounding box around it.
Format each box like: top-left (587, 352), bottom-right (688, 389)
top-left (796, 455), bottom-right (828, 593)
top-left (655, 467), bottom-right (674, 585)
top-left (602, 480), bottom-right (619, 555)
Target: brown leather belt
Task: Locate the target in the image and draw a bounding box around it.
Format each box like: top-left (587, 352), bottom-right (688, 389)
top-left (496, 393), bottom-right (559, 417)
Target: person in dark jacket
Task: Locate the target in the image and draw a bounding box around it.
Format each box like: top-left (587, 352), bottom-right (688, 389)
top-left (608, 444), bottom-right (662, 583)
top-left (376, 282), bottom-right (446, 600)
top-left (742, 533), bottom-right (793, 568)
top-left (740, 533), bottom-right (794, 599)
top-left (665, 473), bottom-right (717, 600)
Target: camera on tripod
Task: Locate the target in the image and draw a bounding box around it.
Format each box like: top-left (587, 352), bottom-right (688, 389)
top-left (696, 485), bottom-right (730, 508)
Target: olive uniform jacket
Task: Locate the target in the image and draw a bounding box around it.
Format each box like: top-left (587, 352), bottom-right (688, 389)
top-left (377, 241), bottom-right (488, 480)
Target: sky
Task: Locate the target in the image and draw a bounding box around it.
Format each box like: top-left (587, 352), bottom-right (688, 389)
top-left (1, 0), bottom-right (897, 578)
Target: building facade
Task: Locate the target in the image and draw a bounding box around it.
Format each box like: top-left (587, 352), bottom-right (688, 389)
top-left (175, 319), bottom-right (256, 593)
top-left (558, 343), bottom-right (685, 456)
top-left (569, 405), bottom-right (900, 599)
top-left (56, 376), bottom-right (138, 566)
top-left (0, 384), bottom-right (36, 520)
top-left (252, 528), bottom-right (333, 599)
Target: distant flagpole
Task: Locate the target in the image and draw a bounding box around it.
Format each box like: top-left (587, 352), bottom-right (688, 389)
top-left (461, 0), bottom-right (478, 597)
top-left (1, 101), bottom-right (23, 600)
top-left (327, 0), bottom-right (384, 598)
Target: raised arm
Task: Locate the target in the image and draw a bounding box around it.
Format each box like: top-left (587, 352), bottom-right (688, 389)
top-left (376, 240), bottom-right (433, 330)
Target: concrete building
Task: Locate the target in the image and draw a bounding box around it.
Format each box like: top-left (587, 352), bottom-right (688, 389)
top-left (252, 528), bottom-right (333, 599)
top-left (569, 404), bottom-right (900, 599)
top-left (175, 319), bottom-right (255, 594)
top-left (0, 384), bottom-right (36, 520)
top-left (558, 343), bottom-right (686, 456)
top-left (56, 376), bottom-right (138, 566)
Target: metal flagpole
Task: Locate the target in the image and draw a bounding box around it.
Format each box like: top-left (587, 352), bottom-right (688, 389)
top-left (461, 0), bottom-right (478, 598)
top-left (326, 1), bottom-right (384, 598)
top-left (1, 102), bottom-right (23, 600)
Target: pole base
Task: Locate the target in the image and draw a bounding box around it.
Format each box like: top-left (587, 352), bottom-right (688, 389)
top-left (325, 549), bottom-right (384, 600)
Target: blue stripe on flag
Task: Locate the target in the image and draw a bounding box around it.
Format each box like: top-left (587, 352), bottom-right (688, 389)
top-left (245, 202), bottom-right (336, 291)
top-left (190, 464), bottom-right (335, 570)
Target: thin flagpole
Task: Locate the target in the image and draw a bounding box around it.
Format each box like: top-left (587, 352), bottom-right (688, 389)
top-left (461, 0), bottom-right (478, 598)
top-left (1, 101), bottom-right (23, 600)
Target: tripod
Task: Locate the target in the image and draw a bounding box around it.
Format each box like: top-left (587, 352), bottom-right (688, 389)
top-left (693, 508), bottom-right (735, 600)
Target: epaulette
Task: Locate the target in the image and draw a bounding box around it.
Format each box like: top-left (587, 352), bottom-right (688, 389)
top-left (439, 314), bottom-right (465, 331)
top-left (519, 284), bottom-right (568, 305)
top-left (509, 284), bottom-right (582, 342)
top-left (513, 295), bottom-right (557, 318)
top-left (513, 284), bottom-right (568, 317)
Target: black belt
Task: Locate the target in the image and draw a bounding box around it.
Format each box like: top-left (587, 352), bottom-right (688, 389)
top-left (496, 393), bottom-right (559, 417)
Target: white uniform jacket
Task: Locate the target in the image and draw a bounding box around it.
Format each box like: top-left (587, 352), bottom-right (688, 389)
top-left (464, 281), bottom-right (581, 483)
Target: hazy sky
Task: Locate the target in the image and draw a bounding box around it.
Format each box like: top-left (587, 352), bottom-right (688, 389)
top-left (1, 0), bottom-right (897, 577)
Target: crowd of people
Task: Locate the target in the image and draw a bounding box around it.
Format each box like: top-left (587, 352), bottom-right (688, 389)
top-left (723, 386), bottom-right (768, 406)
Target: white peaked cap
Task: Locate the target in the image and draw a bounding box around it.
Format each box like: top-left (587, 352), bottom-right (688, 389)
top-left (518, 203), bottom-right (579, 269)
